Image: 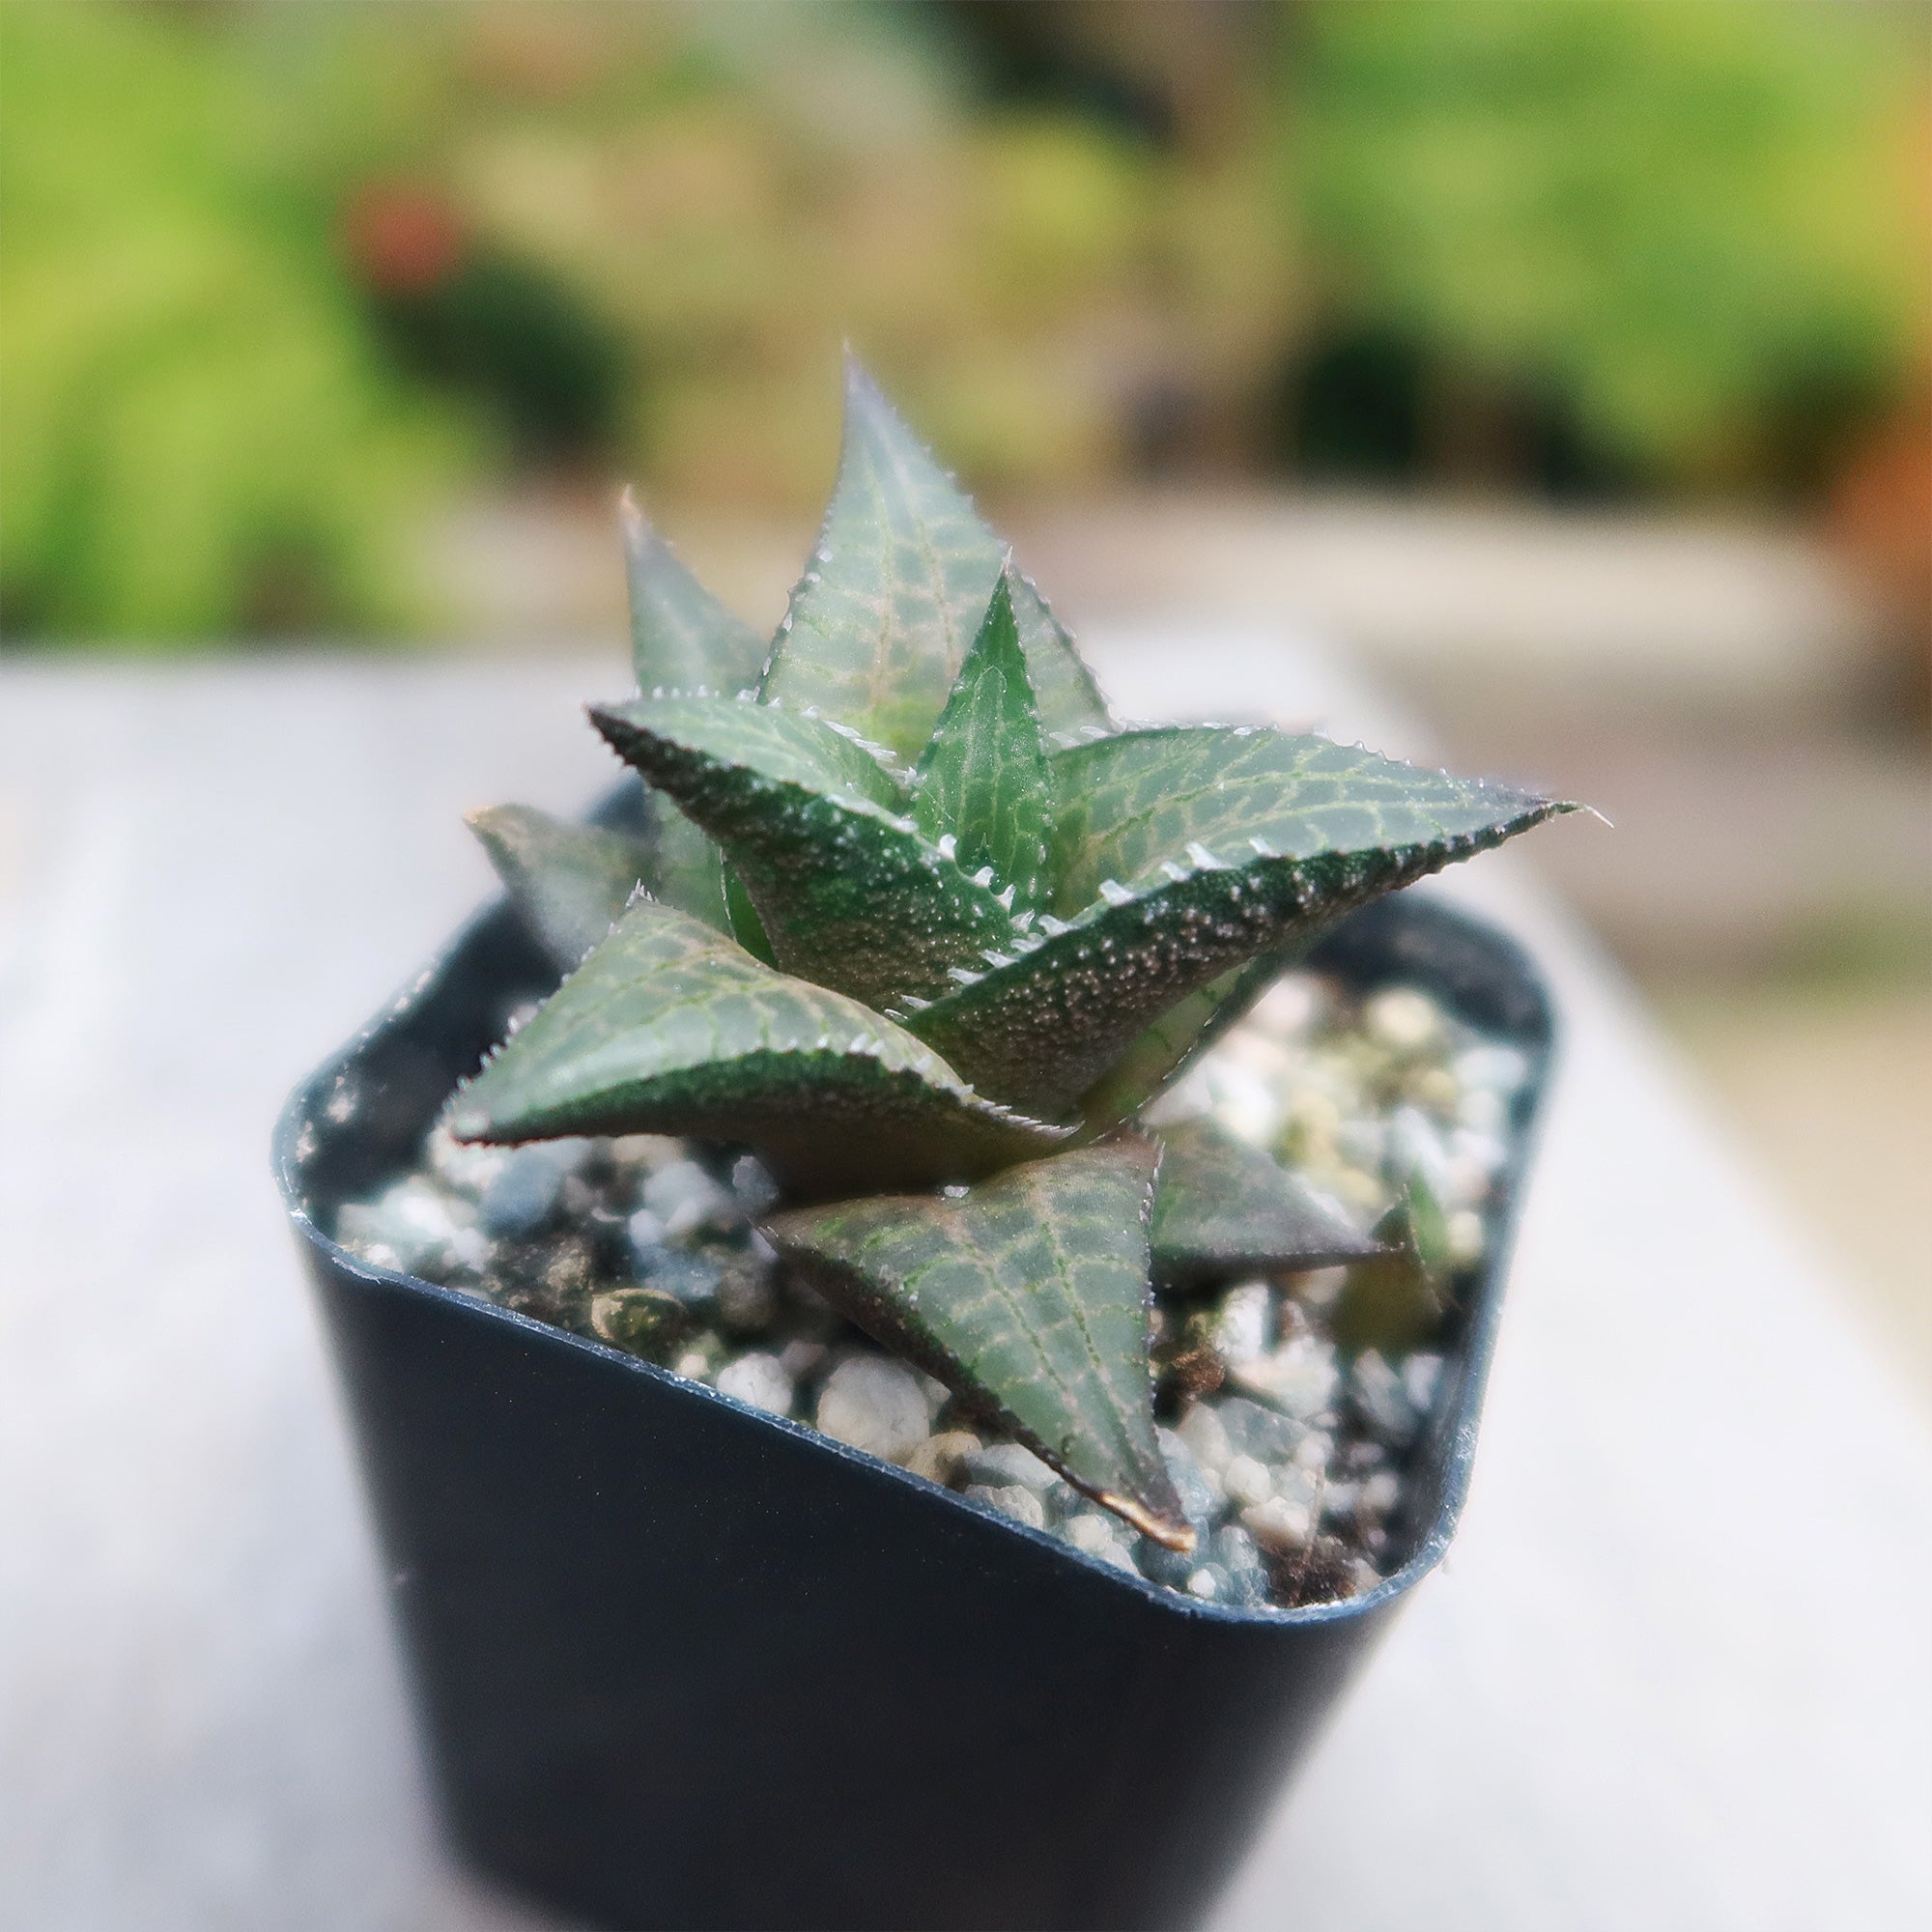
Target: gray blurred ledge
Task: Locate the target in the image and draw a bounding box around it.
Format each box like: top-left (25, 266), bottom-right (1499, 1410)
top-left (1, 638), bottom-right (1927, 1932)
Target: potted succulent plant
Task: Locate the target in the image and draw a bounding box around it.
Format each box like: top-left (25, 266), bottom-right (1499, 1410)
top-left (279, 359), bottom-right (1573, 1931)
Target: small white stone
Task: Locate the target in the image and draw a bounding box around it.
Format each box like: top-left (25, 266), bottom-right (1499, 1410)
top-left (608, 1132), bottom-right (688, 1174)
top-left (815, 1356), bottom-right (932, 1463)
top-left (1228, 1335), bottom-right (1338, 1421)
top-left (1364, 986), bottom-right (1439, 1052)
top-left (716, 1352), bottom-right (795, 1417)
top-left (1284, 1264), bottom-right (1348, 1311)
top-left (1242, 1494), bottom-right (1315, 1553)
top-left (641, 1160), bottom-right (736, 1239)
top-left (1063, 1513), bottom-right (1117, 1555)
top-left (1213, 1282), bottom-right (1273, 1366)
top-left (1176, 1402), bottom-right (1233, 1475)
top-left (966, 1483), bottom-right (1045, 1531)
top-left (671, 1350), bottom-right (713, 1381)
top-left (1222, 1454), bottom-right (1273, 1510)
top-left (421, 1122), bottom-right (509, 1196)
top-left (966, 1442), bottom-right (1058, 1492)
top-left (1186, 1568), bottom-right (1221, 1600)
top-left (1361, 1471), bottom-right (1402, 1515)
top-left (1404, 1352), bottom-right (1445, 1410)
top-left (1447, 1209), bottom-right (1486, 1264)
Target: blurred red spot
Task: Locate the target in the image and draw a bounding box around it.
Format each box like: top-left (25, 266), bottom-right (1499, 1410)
top-left (342, 182), bottom-right (465, 296)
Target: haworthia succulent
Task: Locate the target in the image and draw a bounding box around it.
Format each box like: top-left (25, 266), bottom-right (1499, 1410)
top-left (622, 492), bottom-right (768, 698)
top-left (446, 898), bottom-right (1065, 1198)
top-left (591, 694), bottom-right (1014, 1011)
top-left (760, 355), bottom-right (1110, 760)
top-left (466, 804), bottom-right (652, 971)
top-left (766, 1134), bottom-right (1190, 1548)
top-left (909, 729), bottom-right (1570, 1116)
top-left (1150, 1116), bottom-right (1381, 1286)
top-left (433, 362), bottom-right (1582, 1577)
top-left (912, 571), bottom-right (1055, 914)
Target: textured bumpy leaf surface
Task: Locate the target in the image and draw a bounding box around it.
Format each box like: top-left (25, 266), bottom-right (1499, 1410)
top-left (759, 356), bottom-right (1110, 760)
top-left (1076, 951), bottom-right (1299, 1129)
top-left (447, 898), bottom-right (1065, 1198)
top-left (467, 804), bottom-right (652, 971)
top-left (1151, 1116), bottom-right (1381, 1286)
top-left (766, 1134), bottom-right (1190, 1548)
top-left (592, 694), bottom-right (1014, 1010)
top-left (622, 493), bottom-right (769, 697)
top-left (910, 726), bottom-right (1570, 1117)
top-left (913, 572), bottom-right (1054, 913)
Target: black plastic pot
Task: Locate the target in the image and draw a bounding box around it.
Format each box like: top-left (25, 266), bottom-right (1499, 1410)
top-left (276, 887), bottom-right (1553, 1932)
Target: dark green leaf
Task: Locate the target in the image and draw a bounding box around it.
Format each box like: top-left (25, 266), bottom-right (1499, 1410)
top-left (912, 570), bottom-right (1054, 913)
top-left (446, 897), bottom-right (1065, 1199)
top-left (1150, 1116), bottom-right (1381, 1287)
top-left (723, 861), bottom-right (776, 965)
top-left (647, 802), bottom-right (734, 932)
top-left (1050, 726), bottom-right (1566, 916)
top-left (1007, 567), bottom-right (1111, 748)
top-left (466, 804), bottom-right (651, 971)
top-left (910, 727), bottom-right (1571, 1117)
top-left (765, 1133), bottom-right (1191, 1549)
top-left (622, 492), bottom-right (768, 697)
top-left (1076, 951), bottom-right (1301, 1129)
top-left (1332, 1179), bottom-right (1451, 1354)
top-left (591, 694), bottom-right (1014, 1010)
top-left (759, 355), bottom-right (1111, 760)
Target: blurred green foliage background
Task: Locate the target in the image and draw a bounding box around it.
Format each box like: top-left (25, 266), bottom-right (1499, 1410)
top-left (2, 0), bottom-right (1925, 643)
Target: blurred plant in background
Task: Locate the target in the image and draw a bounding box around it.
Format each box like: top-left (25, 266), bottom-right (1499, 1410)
top-left (1282, 0), bottom-right (1930, 500)
top-left (0, 4), bottom-right (471, 641)
top-left (0, 0), bottom-right (1924, 643)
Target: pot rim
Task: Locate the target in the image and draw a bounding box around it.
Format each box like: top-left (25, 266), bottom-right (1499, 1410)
top-left (275, 891), bottom-right (1552, 1630)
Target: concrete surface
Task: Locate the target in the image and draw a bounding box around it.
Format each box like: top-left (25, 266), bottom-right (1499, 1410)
top-left (2, 637), bottom-right (1927, 1931)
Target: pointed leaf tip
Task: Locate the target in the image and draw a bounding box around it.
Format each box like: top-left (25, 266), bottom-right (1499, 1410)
top-left (761, 363), bottom-right (1111, 758)
top-left (765, 1133), bottom-right (1188, 1548)
top-left (1151, 1116), bottom-right (1381, 1286)
top-left (466, 802), bottom-right (653, 972)
top-left (913, 568), bottom-right (1056, 914)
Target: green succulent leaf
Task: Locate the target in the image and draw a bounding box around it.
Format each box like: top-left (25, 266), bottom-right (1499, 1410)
top-left (765, 1133), bottom-right (1190, 1549)
top-left (622, 492), bottom-right (768, 697)
top-left (446, 897), bottom-right (1065, 1198)
top-left (1332, 1179), bottom-right (1452, 1355)
top-left (1076, 950), bottom-right (1302, 1129)
top-left (912, 570), bottom-right (1055, 914)
top-left (466, 804), bottom-right (652, 971)
top-left (910, 727), bottom-right (1572, 1117)
top-left (590, 693), bottom-right (1014, 1011)
top-left (722, 861), bottom-right (777, 965)
top-left (1150, 1116), bottom-right (1381, 1287)
top-left (759, 355), bottom-right (1111, 761)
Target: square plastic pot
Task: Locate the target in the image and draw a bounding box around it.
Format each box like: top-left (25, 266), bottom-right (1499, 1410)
top-left (276, 888), bottom-right (1553, 1932)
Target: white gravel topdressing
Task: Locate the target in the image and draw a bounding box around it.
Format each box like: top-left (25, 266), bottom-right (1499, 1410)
top-left (334, 966), bottom-right (1527, 1608)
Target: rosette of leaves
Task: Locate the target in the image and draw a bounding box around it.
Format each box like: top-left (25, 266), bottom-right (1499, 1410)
top-left (449, 357), bottom-right (1575, 1550)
